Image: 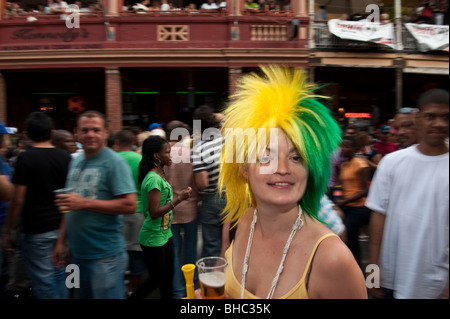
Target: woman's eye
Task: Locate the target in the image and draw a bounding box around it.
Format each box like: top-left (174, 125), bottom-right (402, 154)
top-left (291, 156), bottom-right (303, 163)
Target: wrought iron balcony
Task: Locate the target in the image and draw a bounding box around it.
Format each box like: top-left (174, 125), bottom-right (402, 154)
top-left (311, 22), bottom-right (443, 53)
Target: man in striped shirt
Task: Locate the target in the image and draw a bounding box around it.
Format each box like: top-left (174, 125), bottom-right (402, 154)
top-left (192, 105), bottom-right (226, 258)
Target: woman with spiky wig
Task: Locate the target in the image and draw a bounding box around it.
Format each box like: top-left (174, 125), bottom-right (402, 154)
top-left (219, 66), bottom-right (367, 299)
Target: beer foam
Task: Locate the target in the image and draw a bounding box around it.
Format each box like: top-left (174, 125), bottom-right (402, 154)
top-left (199, 272), bottom-right (226, 288)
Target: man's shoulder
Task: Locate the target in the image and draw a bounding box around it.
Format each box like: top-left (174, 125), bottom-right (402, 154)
top-left (19, 147), bottom-right (68, 159)
top-left (81, 148), bottom-right (126, 167)
top-left (53, 147), bottom-right (73, 159)
top-left (101, 147), bottom-right (124, 160)
top-left (105, 148), bottom-right (132, 169)
top-left (378, 146), bottom-right (415, 169)
top-left (386, 145), bottom-right (414, 159)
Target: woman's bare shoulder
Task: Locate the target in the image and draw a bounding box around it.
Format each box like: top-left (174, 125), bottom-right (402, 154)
top-left (307, 225), bottom-right (368, 299)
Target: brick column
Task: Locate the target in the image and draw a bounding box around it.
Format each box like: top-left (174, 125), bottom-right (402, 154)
top-left (292, 0), bottom-right (308, 17)
top-left (234, 0), bottom-right (243, 16)
top-left (291, 1), bottom-right (308, 41)
top-left (0, 72), bottom-right (6, 124)
top-left (228, 67), bottom-right (242, 97)
top-left (226, 0), bottom-right (232, 15)
top-left (105, 67), bottom-right (122, 133)
top-left (0, 0), bottom-right (4, 21)
top-left (103, 0), bottom-right (121, 17)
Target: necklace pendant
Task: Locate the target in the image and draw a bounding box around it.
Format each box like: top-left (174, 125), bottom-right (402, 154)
top-left (293, 217), bottom-right (304, 230)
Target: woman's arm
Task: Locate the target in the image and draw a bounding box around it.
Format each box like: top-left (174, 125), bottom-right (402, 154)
top-left (147, 187), bottom-right (192, 219)
top-left (147, 188), bottom-right (172, 219)
top-left (0, 175), bottom-right (13, 202)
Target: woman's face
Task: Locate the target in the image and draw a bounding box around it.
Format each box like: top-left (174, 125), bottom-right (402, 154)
top-left (157, 143), bottom-right (172, 167)
top-left (340, 139), bottom-right (356, 158)
top-left (243, 129), bottom-right (308, 209)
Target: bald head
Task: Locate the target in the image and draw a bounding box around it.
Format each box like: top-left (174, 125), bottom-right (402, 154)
top-left (52, 129), bottom-right (77, 153)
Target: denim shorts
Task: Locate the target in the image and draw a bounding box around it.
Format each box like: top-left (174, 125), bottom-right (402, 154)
top-left (71, 250), bottom-right (128, 299)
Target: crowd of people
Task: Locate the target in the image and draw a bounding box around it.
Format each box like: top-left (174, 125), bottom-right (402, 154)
top-left (0, 66), bottom-right (448, 300)
top-left (124, 0), bottom-right (227, 12)
top-left (3, 0), bottom-right (296, 16)
top-left (4, 0), bottom-right (448, 24)
top-left (4, 0), bottom-right (102, 15)
top-left (409, 0), bottom-right (450, 25)
top-left (3, 0), bottom-right (227, 15)
top-left (315, 0), bottom-right (449, 25)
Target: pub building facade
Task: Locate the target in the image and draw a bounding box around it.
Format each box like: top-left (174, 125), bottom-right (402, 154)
top-left (0, 0), bottom-right (448, 132)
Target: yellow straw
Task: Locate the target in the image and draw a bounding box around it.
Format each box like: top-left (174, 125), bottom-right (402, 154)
top-left (181, 264), bottom-right (196, 299)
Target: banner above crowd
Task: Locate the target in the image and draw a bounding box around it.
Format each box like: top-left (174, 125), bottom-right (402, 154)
top-left (405, 23), bottom-right (449, 52)
top-left (328, 19), bottom-right (395, 49)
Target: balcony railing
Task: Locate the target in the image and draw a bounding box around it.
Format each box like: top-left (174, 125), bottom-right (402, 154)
top-left (312, 22), bottom-right (441, 53)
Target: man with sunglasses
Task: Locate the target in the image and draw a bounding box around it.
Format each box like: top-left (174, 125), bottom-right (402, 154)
top-left (393, 107), bottom-right (419, 149)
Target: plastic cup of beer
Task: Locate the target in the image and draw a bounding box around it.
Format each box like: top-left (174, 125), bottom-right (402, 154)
top-left (53, 188), bottom-right (73, 213)
top-left (196, 256), bottom-right (227, 299)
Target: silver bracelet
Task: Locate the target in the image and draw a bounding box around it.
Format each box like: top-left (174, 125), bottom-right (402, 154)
top-left (169, 201), bottom-right (175, 209)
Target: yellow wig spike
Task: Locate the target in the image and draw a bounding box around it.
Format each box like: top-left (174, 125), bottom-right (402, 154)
top-left (218, 66), bottom-right (341, 226)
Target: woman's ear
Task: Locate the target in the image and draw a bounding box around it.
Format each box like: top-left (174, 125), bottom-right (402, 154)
top-left (240, 165), bottom-right (249, 181)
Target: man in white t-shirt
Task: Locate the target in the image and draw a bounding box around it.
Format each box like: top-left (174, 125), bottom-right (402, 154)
top-left (160, 0), bottom-right (170, 11)
top-left (50, 0), bottom-right (68, 13)
top-left (201, 0), bottom-right (218, 10)
top-left (366, 88), bottom-right (449, 299)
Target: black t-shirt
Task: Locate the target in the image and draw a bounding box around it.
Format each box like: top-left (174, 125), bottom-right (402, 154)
top-left (12, 147), bottom-right (71, 234)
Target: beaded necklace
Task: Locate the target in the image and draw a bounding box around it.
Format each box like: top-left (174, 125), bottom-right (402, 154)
top-left (240, 205), bottom-right (304, 299)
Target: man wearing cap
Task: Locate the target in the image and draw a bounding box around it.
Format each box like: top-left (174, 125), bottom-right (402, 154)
top-left (148, 123), bottom-right (166, 139)
top-left (372, 125), bottom-right (398, 157)
top-left (393, 108), bottom-right (418, 149)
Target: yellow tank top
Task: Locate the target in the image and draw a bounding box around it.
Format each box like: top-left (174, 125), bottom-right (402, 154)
top-left (224, 233), bottom-right (338, 299)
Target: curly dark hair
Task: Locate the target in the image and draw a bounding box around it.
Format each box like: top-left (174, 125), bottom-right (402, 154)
top-left (138, 136), bottom-right (169, 185)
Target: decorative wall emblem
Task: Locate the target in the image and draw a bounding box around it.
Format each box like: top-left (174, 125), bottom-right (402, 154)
top-left (158, 25), bottom-right (189, 41)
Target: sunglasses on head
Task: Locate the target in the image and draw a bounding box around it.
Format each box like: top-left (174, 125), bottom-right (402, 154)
top-left (397, 107), bottom-right (418, 114)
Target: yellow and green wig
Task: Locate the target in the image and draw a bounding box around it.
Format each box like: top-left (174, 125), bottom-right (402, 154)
top-left (218, 66), bottom-right (341, 225)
